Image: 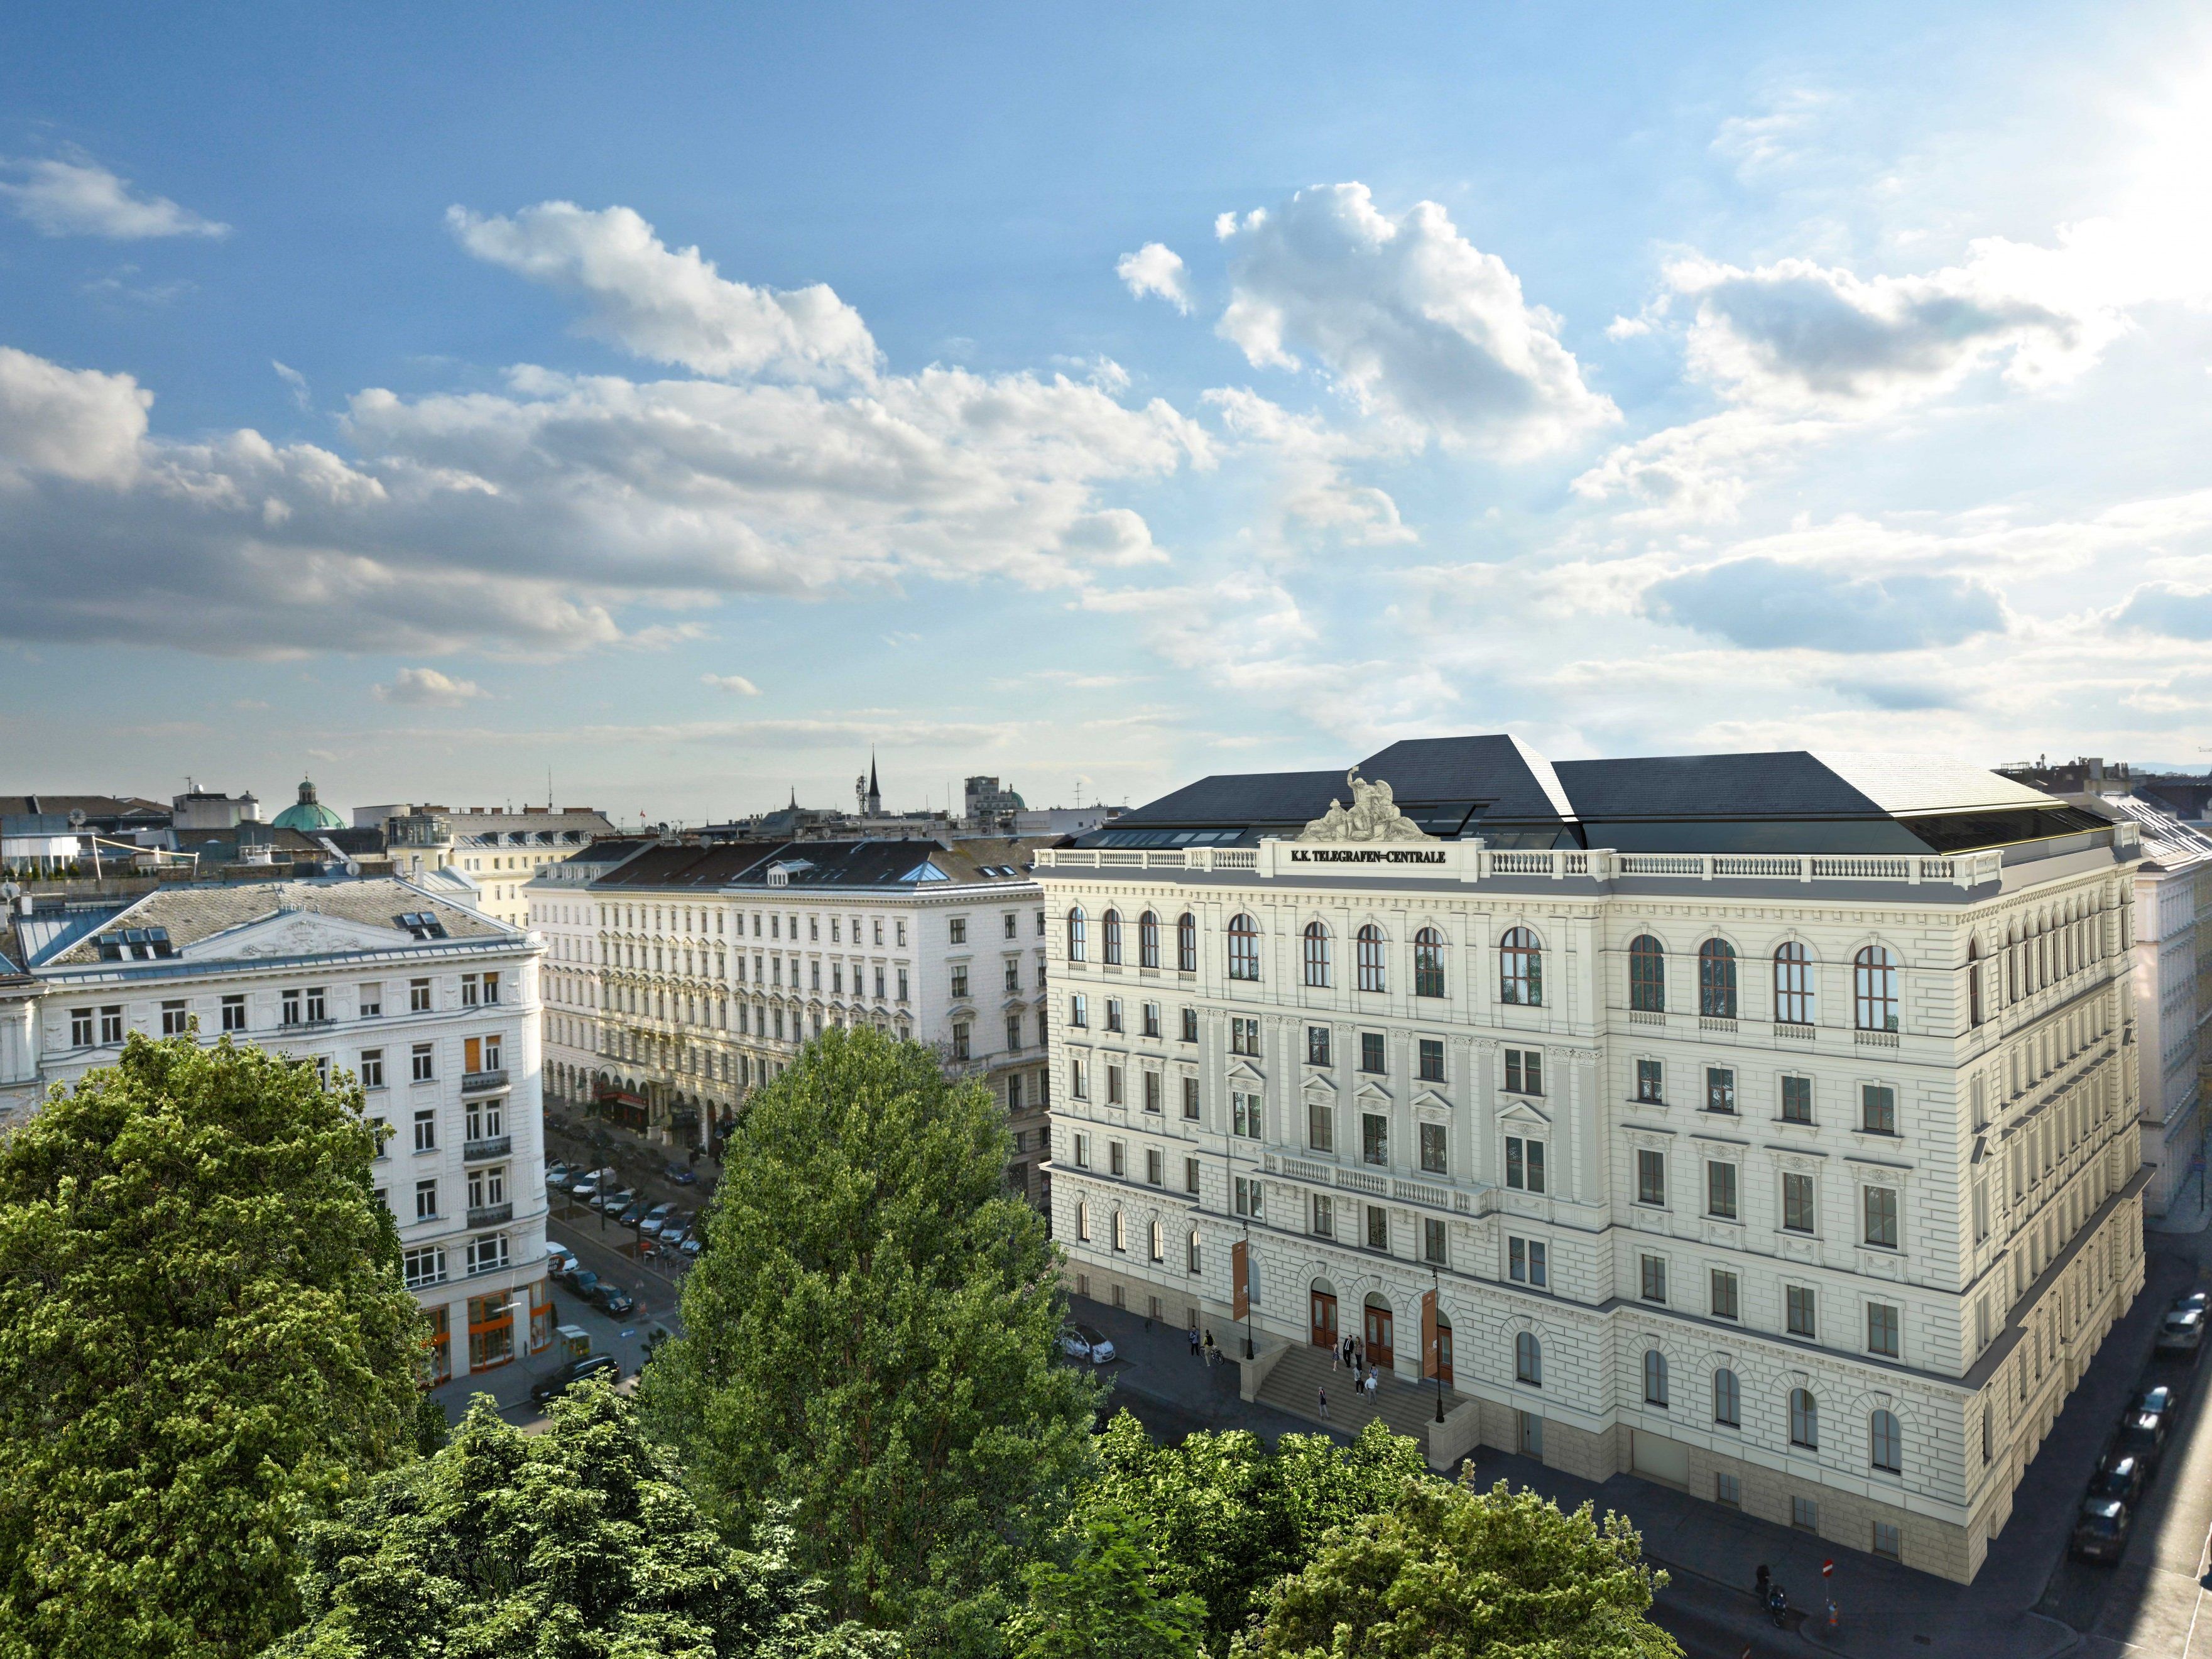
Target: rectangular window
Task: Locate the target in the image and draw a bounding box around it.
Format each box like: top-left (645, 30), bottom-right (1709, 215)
top-left (1360, 1031), bottom-right (1385, 1074)
top-left (1180, 1007), bottom-right (1198, 1043)
top-left (1787, 1285), bottom-right (1817, 1339)
top-left (1106, 1065), bottom-right (1125, 1106)
top-left (1070, 993), bottom-right (1087, 1029)
top-left (1418, 1038), bottom-right (1445, 1082)
top-left (1072, 1131), bottom-right (1089, 1168)
top-left (1640, 1254), bottom-right (1667, 1302)
top-left (1234, 1176), bottom-right (1263, 1219)
top-left (1307, 1025), bottom-right (1331, 1066)
top-left (1109, 1140), bottom-right (1126, 1178)
top-left (1146, 1148), bottom-right (1163, 1187)
top-left (1864, 1186), bottom-right (1900, 1249)
top-left (1509, 1235), bottom-right (1549, 1287)
top-left (1182, 1077), bottom-right (1199, 1120)
top-left (160, 999), bottom-right (188, 1036)
top-left (1781, 1075), bottom-right (1813, 1123)
top-left (1424, 1217), bottom-right (1447, 1265)
top-left (1232, 1090), bottom-right (1262, 1138)
top-left (952, 966), bottom-right (970, 1001)
top-left (411, 1043), bottom-right (435, 1083)
top-left (1872, 1521), bottom-right (1901, 1562)
top-left (1637, 1148), bottom-right (1665, 1207)
top-left (359, 982), bottom-right (382, 1018)
top-left (951, 1021), bottom-right (971, 1062)
top-left (410, 978), bottom-right (432, 1013)
top-left (1307, 1098), bottom-right (1334, 1153)
top-left (1635, 1058), bottom-right (1663, 1103)
top-left (1231, 1017), bottom-right (1260, 1057)
top-left (1419, 1121), bottom-right (1447, 1175)
top-left (1143, 1071), bottom-right (1161, 1114)
top-left (1505, 1136), bottom-right (1547, 1193)
top-left (1361, 1112), bottom-right (1388, 1166)
top-left (1716, 1472), bottom-right (1741, 1509)
top-left (221, 994), bottom-right (246, 1032)
top-left (413, 1108), bottom-right (436, 1152)
top-left (361, 1049), bottom-right (384, 1089)
top-left (415, 1178), bottom-right (438, 1221)
top-left (1008, 1014), bottom-right (1023, 1053)
top-left (401, 1246), bottom-right (445, 1288)
top-left (1705, 1067), bottom-right (1735, 1114)
top-left (1365, 1204), bottom-right (1388, 1251)
top-left (950, 917), bottom-right (967, 945)
top-left (283, 988), bottom-right (302, 1025)
top-left (1782, 1172), bottom-right (1816, 1232)
top-left (898, 969), bottom-right (908, 1001)
top-left (1862, 1083), bottom-right (1897, 1135)
top-left (70, 1008), bottom-right (93, 1047)
top-left (1184, 1156), bottom-right (1200, 1194)
top-left (1505, 1047), bottom-right (1542, 1094)
top-left (1142, 1001), bottom-right (1160, 1038)
top-left (1104, 997), bottom-right (1121, 1033)
top-left (460, 974), bottom-right (481, 1008)
top-left (1868, 1301), bottom-right (1900, 1357)
top-left (1710, 1268), bottom-right (1739, 1320)
top-left (1792, 1496), bottom-right (1819, 1533)
top-left (1313, 1193), bottom-right (1334, 1236)
top-left (99, 1006), bottom-right (124, 1045)
top-left (1706, 1160), bottom-right (1738, 1220)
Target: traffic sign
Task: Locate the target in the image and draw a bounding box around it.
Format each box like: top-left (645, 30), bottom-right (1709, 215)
top-left (1821, 1558), bottom-right (1834, 1579)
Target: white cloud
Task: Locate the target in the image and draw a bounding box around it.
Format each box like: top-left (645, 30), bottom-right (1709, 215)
top-left (1711, 89), bottom-right (1833, 180)
top-left (700, 672), bottom-right (760, 695)
top-left (272, 361), bottom-right (312, 411)
top-left (0, 154), bottom-right (229, 239)
top-left (0, 345), bottom-right (151, 484)
top-left (1211, 183), bottom-right (1616, 455)
top-left (447, 202), bottom-right (879, 383)
top-left (1116, 242), bottom-right (1193, 313)
top-left (1204, 387), bottom-right (1415, 550)
top-left (373, 666), bottom-right (488, 707)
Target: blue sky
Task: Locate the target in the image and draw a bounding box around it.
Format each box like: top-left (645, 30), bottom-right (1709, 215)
top-left (4, 4), bottom-right (2211, 824)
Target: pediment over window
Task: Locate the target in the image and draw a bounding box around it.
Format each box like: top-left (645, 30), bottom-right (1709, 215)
top-left (1354, 1080), bottom-right (1393, 1109)
top-left (1412, 1089), bottom-right (1452, 1121)
top-left (1496, 1099), bottom-right (1550, 1129)
top-left (1227, 1060), bottom-right (1264, 1086)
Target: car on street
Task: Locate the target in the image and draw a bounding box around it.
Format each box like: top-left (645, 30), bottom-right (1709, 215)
top-left (569, 1269), bottom-right (601, 1301)
top-left (2173, 1288), bottom-right (2210, 1318)
top-left (2070, 1496), bottom-right (2131, 1565)
top-left (618, 1199), bottom-right (654, 1229)
top-left (2157, 1307), bottom-right (2206, 1358)
top-left (2113, 1409), bottom-right (2168, 1473)
top-left (595, 1186), bottom-right (639, 1214)
top-left (664, 1161), bottom-right (700, 1186)
top-left (2088, 1449), bottom-right (2147, 1506)
top-left (657, 1222), bottom-right (689, 1248)
top-left (545, 1161), bottom-right (574, 1187)
top-left (1059, 1324), bottom-right (1117, 1365)
top-left (588, 1282), bottom-right (636, 1318)
top-left (530, 1353), bottom-right (619, 1405)
top-left (544, 1242), bottom-right (579, 1279)
top-left (640, 1202), bottom-right (681, 1237)
top-left (2133, 1386), bottom-right (2177, 1431)
top-left (680, 1231), bottom-right (705, 1256)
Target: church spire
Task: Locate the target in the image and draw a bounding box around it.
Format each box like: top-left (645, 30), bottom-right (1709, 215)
top-left (866, 750), bottom-right (881, 816)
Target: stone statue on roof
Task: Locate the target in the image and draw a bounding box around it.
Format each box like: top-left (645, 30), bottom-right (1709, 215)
top-left (1297, 769), bottom-right (1431, 842)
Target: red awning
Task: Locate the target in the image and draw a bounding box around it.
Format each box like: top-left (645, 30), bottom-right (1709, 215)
top-left (597, 1090), bottom-right (647, 1108)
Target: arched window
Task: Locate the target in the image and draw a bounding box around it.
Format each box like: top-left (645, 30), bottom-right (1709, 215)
top-left (1148, 1219), bottom-right (1164, 1263)
top-left (1414, 927), bottom-right (1446, 998)
top-left (1228, 914), bottom-right (1260, 981)
top-left (1628, 934), bottom-right (1666, 1013)
top-left (1855, 945), bottom-right (1899, 1031)
top-left (1111, 1208), bottom-right (1126, 1252)
top-left (1967, 937), bottom-right (1983, 1028)
top-left (1515, 1331), bottom-right (1541, 1386)
top-left (1138, 911), bottom-right (1160, 970)
top-left (1499, 927), bottom-right (1543, 1006)
top-left (1773, 941), bottom-right (1813, 1026)
top-left (1357, 924), bottom-right (1387, 993)
top-left (1713, 1368), bottom-right (1740, 1427)
top-left (1177, 912), bottom-right (1197, 974)
top-left (1076, 1199), bottom-right (1089, 1242)
top-left (1102, 909), bottom-right (1123, 966)
top-left (1302, 922), bottom-right (1331, 988)
top-left (1067, 907), bottom-right (1087, 963)
top-left (1789, 1388), bottom-right (1818, 1449)
top-left (1870, 1408), bottom-right (1902, 1474)
top-left (1697, 938), bottom-right (1737, 1019)
top-left (1643, 1349), bottom-right (1669, 1407)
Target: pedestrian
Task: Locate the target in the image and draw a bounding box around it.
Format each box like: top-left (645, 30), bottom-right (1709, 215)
top-left (1318, 1385), bottom-right (1330, 1421)
top-left (1755, 1564), bottom-right (1770, 1601)
top-left (1204, 1330), bottom-right (1216, 1367)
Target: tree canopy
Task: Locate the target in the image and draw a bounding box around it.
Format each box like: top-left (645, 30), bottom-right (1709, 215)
top-left (0, 1033), bottom-right (423, 1659)
top-left (268, 1383), bottom-right (888, 1659)
top-left (1008, 1508), bottom-right (1206, 1659)
top-left (639, 1025), bottom-right (1098, 1646)
top-left (1233, 1475), bottom-right (1681, 1659)
top-left (1076, 1414), bottom-right (1427, 1655)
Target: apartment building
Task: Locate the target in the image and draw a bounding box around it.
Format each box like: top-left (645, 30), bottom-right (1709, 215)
top-left (2, 878), bottom-right (549, 1383)
top-left (530, 837), bottom-right (1055, 1204)
top-left (1040, 736), bottom-right (2148, 1583)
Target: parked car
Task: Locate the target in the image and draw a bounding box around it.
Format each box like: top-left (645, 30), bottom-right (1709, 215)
top-left (664, 1162), bottom-right (700, 1186)
top-left (569, 1270), bottom-right (601, 1300)
top-left (2113, 1409), bottom-right (2168, 1473)
top-left (595, 1187), bottom-right (639, 1214)
top-left (2157, 1307), bottom-right (2206, 1358)
top-left (640, 1202), bottom-right (681, 1237)
top-left (545, 1161), bottom-right (574, 1187)
top-left (543, 1242), bottom-right (579, 1279)
top-left (1059, 1324), bottom-right (1117, 1365)
top-left (589, 1282), bottom-right (636, 1318)
top-left (657, 1223), bottom-right (689, 1249)
top-left (2088, 1449), bottom-right (2147, 1506)
top-left (2173, 1288), bottom-right (2210, 1318)
top-left (2070, 1497), bottom-right (2131, 1565)
top-left (2133, 1386), bottom-right (2177, 1432)
top-left (618, 1199), bottom-right (654, 1229)
top-left (680, 1231), bottom-right (704, 1257)
top-left (530, 1353), bottom-right (619, 1406)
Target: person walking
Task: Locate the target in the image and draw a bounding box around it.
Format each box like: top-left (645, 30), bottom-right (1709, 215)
top-left (1189, 1325), bottom-right (1201, 1359)
top-left (1318, 1384), bottom-right (1330, 1420)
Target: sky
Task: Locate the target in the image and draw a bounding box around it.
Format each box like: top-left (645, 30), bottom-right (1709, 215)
top-left (4, 3), bottom-right (2212, 827)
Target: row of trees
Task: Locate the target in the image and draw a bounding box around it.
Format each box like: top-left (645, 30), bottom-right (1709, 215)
top-left (0, 1027), bottom-right (1681, 1658)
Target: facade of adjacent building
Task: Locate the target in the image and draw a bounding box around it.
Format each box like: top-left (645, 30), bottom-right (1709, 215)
top-left (530, 837), bottom-right (1055, 1203)
top-left (1040, 736), bottom-right (2148, 1584)
top-left (358, 803), bottom-right (621, 928)
top-left (1, 878), bottom-right (550, 1382)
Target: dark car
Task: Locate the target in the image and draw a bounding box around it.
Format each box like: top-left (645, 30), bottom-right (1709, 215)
top-left (2133, 1386), bottom-right (2176, 1431)
top-left (2089, 1449), bottom-right (2147, 1506)
top-left (639, 1202), bottom-right (681, 1237)
top-left (665, 1161), bottom-right (700, 1186)
top-left (569, 1269), bottom-right (601, 1300)
top-left (2157, 1307), bottom-right (2206, 1358)
top-left (530, 1352), bottom-right (619, 1406)
top-left (2174, 1288), bottom-right (2210, 1318)
top-left (589, 1282), bottom-right (636, 1318)
top-left (618, 1199), bottom-right (654, 1229)
top-left (2113, 1410), bottom-right (2167, 1472)
top-left (2071, 1497), bottom-right (2130, 1565)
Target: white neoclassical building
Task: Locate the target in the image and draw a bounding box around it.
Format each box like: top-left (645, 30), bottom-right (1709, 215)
top-left (2, 878), bottom-right (550, 1383)
top-left (1040, 736), bottom-right (2148, 1584)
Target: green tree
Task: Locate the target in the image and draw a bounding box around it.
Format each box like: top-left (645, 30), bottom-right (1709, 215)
top-left (1010, 1509), bottom-right (1205, 1659)
top-left (1234, 1475), bottom-right (1680, 1659)
top-left (639, 1026), bottom-right (1097, 1644)
top-left (267, 1384), bottom-right (890, 1659)
top-left (0, 1033), bottom-right (424, 1659)
top-left (1076, 1414), bottom-right (1427, 1654)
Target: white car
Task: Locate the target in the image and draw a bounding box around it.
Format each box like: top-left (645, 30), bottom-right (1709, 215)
top-left (543, 1241), bottom-right (579, 1278)
top-left (1059, 1324), bottom-right (1116, 1365)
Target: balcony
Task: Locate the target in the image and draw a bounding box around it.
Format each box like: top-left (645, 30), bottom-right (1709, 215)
top-left (466, 1201), bottom-right (514, 1228)
top-left (460, 1067), bottom-right (509, 1095)
top-left (462, 1134), bottom-right (511, 1161)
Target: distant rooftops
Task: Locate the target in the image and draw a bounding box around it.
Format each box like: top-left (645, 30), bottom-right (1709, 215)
top-left (572, 835), bottom-right (1045, 893)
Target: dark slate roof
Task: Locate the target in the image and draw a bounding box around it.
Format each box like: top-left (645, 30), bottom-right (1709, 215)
top-left (1554, 752), bottom-right (1888, 821)
top-left (1107, 771), bottom-right (1349, 829)
top-left (592, 838), bottom-right (1037, 892)
top-left (1355, 736), bottom-right (1577, 823)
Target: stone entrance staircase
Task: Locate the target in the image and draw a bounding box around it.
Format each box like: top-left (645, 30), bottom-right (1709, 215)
top-left (1255, 1339), bottom-right (1461, 1449)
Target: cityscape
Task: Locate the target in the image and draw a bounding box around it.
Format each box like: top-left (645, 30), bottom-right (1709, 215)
top-left (6, 8), bottom-right (2212, 1659)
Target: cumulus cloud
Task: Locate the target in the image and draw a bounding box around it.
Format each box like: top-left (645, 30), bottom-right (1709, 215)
top-left (0, 154), bottom-right (228, 239)
top-left (1642, 556), bottom-right (2006, 651)
top-left (1204, 387), bottom-right (1415, 550)
top-left (2117, 584), bottom-right (2212, 641)
top-left (272, 360), bottom-right (312, 411)
top-left (448, 202), bottom-right (878, 383)
top-left (1116, 242), bottom-right (1193, 313)
top-left (1570, 410), bottom-right (1836, 523)
top-left (373, 666), bottom-right (488, 707)
top-left (700, 672), bottom-right (760, 694)
top-left (1211, 183), bottom-right (1616, 455)
top-left (0, 345), bottom-right (151, 484)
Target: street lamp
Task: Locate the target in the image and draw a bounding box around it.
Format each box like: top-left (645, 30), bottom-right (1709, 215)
top-left (1241, 1219), bottom-right (1255, 1361)
top-left (1431, 1265), bottom-right (1446, 1425)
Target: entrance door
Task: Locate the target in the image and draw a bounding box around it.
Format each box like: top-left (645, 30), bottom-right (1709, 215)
top-left (1364, 1301), bottom-right (1394, 1369)
top-left (1435, 1319), bottom-right (1454, 1386)
top-left (1310, 1290), bottom-right (1338, 1348)
top-left (1517, 1410), bottom-right (1544, 1458)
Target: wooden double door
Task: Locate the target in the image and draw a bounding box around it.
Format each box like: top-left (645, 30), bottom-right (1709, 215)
top-left (1364, 1302), bottom-right (1393, 1369)
top-left (1310, 1289), bottom-right (1338, 1347)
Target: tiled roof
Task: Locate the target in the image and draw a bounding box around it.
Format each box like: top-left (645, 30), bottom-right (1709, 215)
top-left (41, 877), bottom-right (513, 965)
top-left (592, 837), bottom-right (1042, 893)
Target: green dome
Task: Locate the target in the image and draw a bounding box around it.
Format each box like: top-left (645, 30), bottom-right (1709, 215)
top-left (272, 776), bottom-right (347, 834)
